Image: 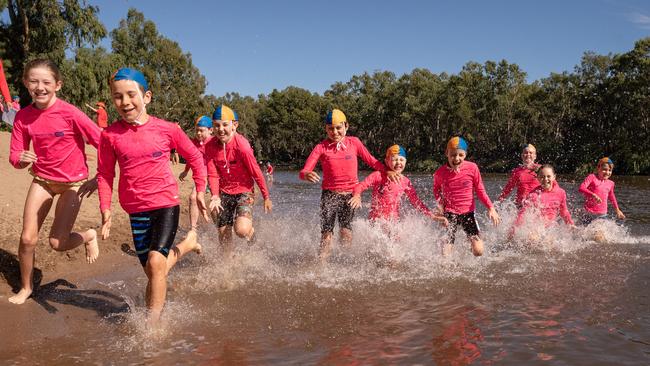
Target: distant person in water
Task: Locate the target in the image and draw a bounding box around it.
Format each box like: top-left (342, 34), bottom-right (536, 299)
top-left (350, 144), bottom-right (447, 227)
top-left (8, 59), bottom-right (101, 305)
top-left (300, 109), bottom-right (401, 263)
top-left (97, 68), bottom-right (206, 326)
top-left (433, 136), bottom-right (501, 256)
top-left (205, 105), bottom-right (272, 259)
top-left (498, 144), bottom-right (541, 208)
top-left (265, 161), bottom-right (274, 184)
top-left (179, 115), bottom-right (214, 230)
top-left (578, 157), bottom-right (625, 225)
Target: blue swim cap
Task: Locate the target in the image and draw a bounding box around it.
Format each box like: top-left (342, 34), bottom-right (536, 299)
top-left (447, 136), bottom-right (468, 151)
top-left (111, 68), bottom-right (149, 91)
top-left (195, 115), bottom-right (213, 128)
top-left (386, 144), bottom-right (407, 159)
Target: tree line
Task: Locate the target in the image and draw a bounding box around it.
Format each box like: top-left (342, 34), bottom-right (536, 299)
top-left (1, 1), bottom-right (649, 174)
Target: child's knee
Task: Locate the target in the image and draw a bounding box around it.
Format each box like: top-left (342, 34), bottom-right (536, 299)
top-left (145, 253), bottom-right (167, 277)
top-left (234, 224), bottom-right (251, 238)
top-left (19, 232), bottom-right (39, 248)
top-left (470, 236), bottom-right (484, 256)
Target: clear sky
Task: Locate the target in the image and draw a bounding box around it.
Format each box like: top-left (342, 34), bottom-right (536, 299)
top-left (86, 0), bottom-right (650, 96)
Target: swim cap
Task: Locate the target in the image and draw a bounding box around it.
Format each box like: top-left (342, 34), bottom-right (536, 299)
top-left (111, 68), bottom-right (149, 91)
top-left (13, 96), bottom-right (19, 101)
top-left (447, 136), bottom-right (468, 152)
top-left (326, 109), bottom-right (347, 126)
top-left (385, 144), bottom-right (407, 160)
top-left (195, 115), bottom-right (213, 128)
top-left (522, 143), bottom-right (536, 151)
top-left (96, 102), bottom-right (105, 108)
top-left (212, 105), bottom-right (239, 121)
top-left (598, 157), bottom-right (614, 166)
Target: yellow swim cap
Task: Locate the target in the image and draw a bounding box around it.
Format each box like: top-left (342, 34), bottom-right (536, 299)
top-left (326, 109), bottom-right (347, 126)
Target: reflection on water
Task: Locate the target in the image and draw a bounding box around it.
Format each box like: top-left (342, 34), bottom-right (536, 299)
top-left (3, 172), bottom-right (650, 365)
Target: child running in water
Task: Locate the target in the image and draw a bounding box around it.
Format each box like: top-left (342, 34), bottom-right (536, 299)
top-left (434, 137), bottom-right (501, 256)
top-left (498, 144), bottom-right (540, 208)
top-left (205, 105), bottom-right (272, 258)
top-left (579, 157), bottom-right (625, 224)
top-left (97, 68), bottom-right (206, 325)
top-left (8, 59), bottom-right (101, 305)
top-left (300, 109), bottom-right (400, 263)
top-left (513, 164), bottom-right (575, 243)
top-left (350, 144), bottom-right (447, 226)
top-left (179, 115), bottom-right (214, 230)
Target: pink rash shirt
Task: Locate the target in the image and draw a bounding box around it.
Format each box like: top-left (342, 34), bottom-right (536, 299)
top-left (433, 161), bottom-right (493, 215)
top-left (183, 135), bottom-right (213, 173)
top-left (205, 133), bottom-right (269, 199)
top-left (9, 99), bottom-right (100, 182)
top-left (517, 184), bottom-right (574, 225)
top-left (353, 170), bottom-right (433, 220)
top-left (579, 173), bottom-right (619, 215)
top-left (97, 117), bottom-right (206, 214)
top-left (498, 165), bottom-right (541, 205)
top-left (299, 136), bottom-right (385, 192)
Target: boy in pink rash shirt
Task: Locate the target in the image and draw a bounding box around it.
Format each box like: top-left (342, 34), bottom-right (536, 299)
top-left (299, 109), bottom-right (400, 263)
top-left (578, 157), bottom-right (625, 224)
top-left (97, 68), bottom-right (206, 326)
top-left (498, 144), bottom-right (541, 208)
top-left (179, 115), bottom-right (214, 230)
top-left (7, 59), bottom-right (101, 305)
top-left (434, 137), bottom-right (501, 257)
top-left (517, 165), bottom-right (575, 225)
top-left (206, 104), bottom-right (272, 258)
top-left (350, 144), bottom-right (447, 225)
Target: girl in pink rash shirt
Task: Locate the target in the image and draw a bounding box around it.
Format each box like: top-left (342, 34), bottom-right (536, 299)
top-left (179, 115), bottom-right (214, 230)
top-left (433, 137), bottom-right (501, 257)
top-left (299, 109), bottom-right (400, 264)
top-left (8, 59), bottom-right (101, 305)
top-left (516, 164), bottom-right (575, 227)
top-left (205, 104), bottom-right (272, 259)
top-left (97, 68), bottom-right (205, 326)
top-left (498, 144), bottom-right (541, 208)
top-left (578, 157), bottom-right (625, 224)
top-left (350, 145), bottom-right (447, 226)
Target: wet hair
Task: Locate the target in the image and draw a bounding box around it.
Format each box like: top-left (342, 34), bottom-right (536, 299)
top-left (537, 163), bottom-right (555, 174)
top-left (23, 59), bottom-right (62, 82)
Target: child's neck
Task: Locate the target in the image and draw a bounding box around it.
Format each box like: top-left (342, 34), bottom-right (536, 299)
top-left (34, 96), bottom-right (58, 110)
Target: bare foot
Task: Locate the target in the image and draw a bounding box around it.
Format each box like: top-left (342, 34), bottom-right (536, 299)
top-left (85, 229), bottom-right (99, 264)
top-left (185, 230), bottom-right (202, 254)
top-left (441, 243), bottom-right (453, 256)
top-left (9, 288), bottom-right (33, 304)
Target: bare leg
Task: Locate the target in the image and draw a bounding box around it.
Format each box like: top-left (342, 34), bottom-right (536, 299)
top-left (165, 230), bottom-right (201, 275)
top-left (318, 232), bottom-right (333, 264)
top-left (10, 182), bottom-right (53, 304)
top-left (218, 225), bottom-right (234, 259)
top-left (233, 216), bottom-right (254, 241)
top-left (188, 187), bottom-right (199, 230)
top-left (470, 236), bottom-right (484, 256)
top-left (339, 228), bottom-right (352, 249)
top-left (442, 242), bottom-right (454, 256)
top-left (48, 187), bottom-right (98, 263)
top-left (145, 252), bottom-right (167, 325)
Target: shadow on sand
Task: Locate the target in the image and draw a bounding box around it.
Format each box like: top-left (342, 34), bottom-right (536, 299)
top-left (0, 248), bottom-right (130, 323)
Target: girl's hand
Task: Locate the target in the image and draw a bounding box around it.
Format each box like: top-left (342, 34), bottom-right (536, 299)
top-left (210, 196), bottom-right (223, 214)
top-left (348, 194), bottom-right (362, 209)
top-left (179, 170), bottom-right (188, 182)
top-left (430, 214), bottom-right (449, 227)
top-left (101, 210), bottom-right (112, 240)
top-left (616, 209), bottom-right (626, 220)
top-left (78, 176), bottom-right (98, 199)
top-left (592, 193), bottom-right (602, 203)
top-left (488, 207), bottom-right (501, 226)
top-left (386, 170), bottom-right (402, 183)
top-left (196, 191), bottom-right (207, 211)
top-left (19, 150), bottom-right (37, 167)
top-left (303, 171), bottom-right (320, 183)
top-left (263, 198), bottom-right (273, 213)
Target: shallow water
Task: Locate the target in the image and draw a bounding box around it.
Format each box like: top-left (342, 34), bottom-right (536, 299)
top-left (3, 172), bottom-right (650, 365)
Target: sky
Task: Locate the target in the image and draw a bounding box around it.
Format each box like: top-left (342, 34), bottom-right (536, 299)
top-left (37, 0), bottom-right (650, 96)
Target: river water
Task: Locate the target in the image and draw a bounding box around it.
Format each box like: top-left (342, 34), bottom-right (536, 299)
top-left (4, 172), bottom-right (650, 365)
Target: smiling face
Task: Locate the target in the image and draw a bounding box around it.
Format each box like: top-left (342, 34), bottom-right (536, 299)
top-left (537, 166), bottom-right (556, 191)
top-left (110, 79), bottom-right (151, 124)
top-left (597, 163), bottom-right (613, 180)
top-left (213, 119), bottom-right (237, 143)
top-left (521, 146), bottom-right (537, 167)
top-left (385, 154), bottom-right (407, 174)
top-left (325, 122), bottom-right (348, 143)
top-left (23, 66), bottom-right (62, 110)
top-left (446, 148), bottom-right (466, 168)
